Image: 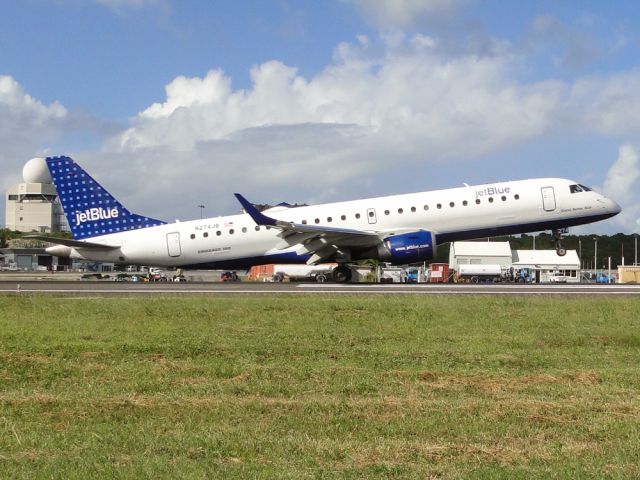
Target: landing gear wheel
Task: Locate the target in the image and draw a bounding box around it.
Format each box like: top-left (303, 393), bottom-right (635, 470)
top-left (552, 228), bottom-right (567, 257)
top-left (333, 265), bottom-right (352, 283)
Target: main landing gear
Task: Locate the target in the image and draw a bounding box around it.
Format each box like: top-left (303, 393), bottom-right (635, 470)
top-left (553, 228), bottom-right (567, 256)
top-left (332, 265), bottom-right (353, 283)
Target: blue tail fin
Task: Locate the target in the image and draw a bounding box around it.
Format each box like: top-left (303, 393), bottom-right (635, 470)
top-left (46, 156), bottom-right (166, 240)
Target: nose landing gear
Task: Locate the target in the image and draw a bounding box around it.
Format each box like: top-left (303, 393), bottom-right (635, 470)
top-left (553, 228), bottom-right (567, 256)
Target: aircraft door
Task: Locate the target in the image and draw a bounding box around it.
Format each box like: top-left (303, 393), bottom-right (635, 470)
top-left (167, 232), bottom-right (181, 257)
top-left (366, 208), bottom-right (377, 224)
top-left (541, 187), bottom-right (556, 212)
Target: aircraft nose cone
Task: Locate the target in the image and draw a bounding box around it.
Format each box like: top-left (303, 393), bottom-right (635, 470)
top-left (608, 198), bottom-right (622, 215)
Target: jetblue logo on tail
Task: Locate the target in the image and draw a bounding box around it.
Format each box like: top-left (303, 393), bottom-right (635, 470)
top-left (45, 156), bottom-right (166, 240)
top-left (75, 207), bottom-right (120, 226)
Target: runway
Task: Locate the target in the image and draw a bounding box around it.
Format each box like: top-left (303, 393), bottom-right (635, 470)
top-left (1, 281), bottom-right (640, 296)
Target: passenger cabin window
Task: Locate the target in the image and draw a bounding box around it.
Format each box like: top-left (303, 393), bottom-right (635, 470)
top-left (514, 194), bottom-right (520, 200)
top-left (255, 226), bottom-right (260, 231)
top-left (501, 196), bottom-right (506, 201)
top-left (355, 213), bottom-right (361, 219)
top-left (384, 210), bottom-right (390, 215)
top-left (242, 227), bottom-right (247, 233)
top-left (190, 234), bottom-right (195, 239)
top-left (216, 231), bottom-right (221, 236)
top-left (437, 203), bottom-right (442, 209)
top-left (398, 208), bottom-right (403, 214)
top-left (423, 205), bottom-right (429, 211)
top-left (488, 197), bottom-right (494, 203)
top-left (449, 202), bottom-right (454, 208)
top-left (302, 220), bottom-right (307, 224)
top-left (475, 199), bottom-right (481, 204)
top-left (463, 200), bottom-right (468, 206)
top-left (341, 215), bottom-right (346, 221)
top-left (411, 206), bottom-right (416, 212)
top-left (203, 232), bottom-right (208, 238)
top-left (327, 217), bottom-right (332, 222)
top-left (315, 218), bottom-right (320, 224)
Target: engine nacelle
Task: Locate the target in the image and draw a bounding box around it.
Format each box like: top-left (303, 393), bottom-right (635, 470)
top-left (45, 245), bottom-right (73, 258)
top-left (376, 230), bottom-right (436, 265)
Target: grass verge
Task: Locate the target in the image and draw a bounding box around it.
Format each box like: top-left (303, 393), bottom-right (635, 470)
top-left (1, 294), bottom-right (639, 479)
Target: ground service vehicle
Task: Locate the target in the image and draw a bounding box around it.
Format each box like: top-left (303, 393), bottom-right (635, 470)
top-left (457, 264), bottom-right (503, 283)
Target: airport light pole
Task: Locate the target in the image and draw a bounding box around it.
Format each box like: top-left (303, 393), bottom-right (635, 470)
top-left (594, 237), bottom-right (598, 278)
top-left (579, 238), bottom-right (582, 268)
top-left (197, 204), bottom-right (205, 219)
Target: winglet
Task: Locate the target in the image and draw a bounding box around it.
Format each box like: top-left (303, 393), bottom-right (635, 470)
top-left (234, 193), bottom-right (278, 226)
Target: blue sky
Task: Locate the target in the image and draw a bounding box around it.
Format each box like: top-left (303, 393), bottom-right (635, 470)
top-left (2, 0), bottom-right (640, 232)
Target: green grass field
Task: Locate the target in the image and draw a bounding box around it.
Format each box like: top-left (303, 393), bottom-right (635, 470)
top-left (1, 294), bottom-right (639, 479)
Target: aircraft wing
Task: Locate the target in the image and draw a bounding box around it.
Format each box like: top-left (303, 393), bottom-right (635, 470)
top-left (24, 235), bottom-right (121, 250)
top-left (235, 193), bottom-right (386, 264)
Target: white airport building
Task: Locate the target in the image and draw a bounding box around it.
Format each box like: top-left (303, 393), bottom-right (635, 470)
top-left (2, 159), bottom-right (70, 271)
top-left (449, 241), bottom-right (581, 283)
top-left (511, 249), bottom-right (581, 283)
top-left (4, 158), bottom-right (68, 233)
top-left (449, 241), bottom-right (513, 270)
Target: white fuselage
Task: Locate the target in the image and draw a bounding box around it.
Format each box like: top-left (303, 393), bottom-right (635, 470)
top-left (63, 178), bottom-right (621, 269)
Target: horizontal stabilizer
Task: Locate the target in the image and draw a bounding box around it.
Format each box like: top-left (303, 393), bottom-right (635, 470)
top-left (25, 235), bottom-right (120, 250)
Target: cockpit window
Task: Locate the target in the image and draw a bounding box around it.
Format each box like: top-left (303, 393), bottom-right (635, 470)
top-left (570, 184), bottom-right (592, 193)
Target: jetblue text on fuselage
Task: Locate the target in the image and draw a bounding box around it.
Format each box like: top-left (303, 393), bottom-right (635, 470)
top-left (75, 207), bottom-right (119, 226)
top-left (475, 185), bottom-right (510, 198)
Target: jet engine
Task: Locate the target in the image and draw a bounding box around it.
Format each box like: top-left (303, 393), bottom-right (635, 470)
top-left (375, 230), bottom-right (436, 264)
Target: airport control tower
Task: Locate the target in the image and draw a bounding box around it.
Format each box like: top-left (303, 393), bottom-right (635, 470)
top-left (4, 158), bottom-right (69, 233)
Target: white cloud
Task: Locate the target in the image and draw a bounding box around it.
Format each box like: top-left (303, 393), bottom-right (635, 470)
top-left (115, 37), bottom-right (563, 156)
top-left (0, 75), bottom-right (67, 181)
top-left (93, 32), bottom-right (640, 227)
top-left (568, 70), bottom-right (640, 136)
top-left (603, 145), bottom-right (640, 232)
top-left (97, 35), bottom-right (573, 221)
top-left (352, 0), bottom-right (469, 29)
top-left (527, 15), bottom-right (601, 70)
top-left (0, 75), bottom-right (67, 125)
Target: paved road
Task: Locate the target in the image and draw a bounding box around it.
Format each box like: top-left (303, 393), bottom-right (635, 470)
top-left (1, 281), bottom-right (639, 296)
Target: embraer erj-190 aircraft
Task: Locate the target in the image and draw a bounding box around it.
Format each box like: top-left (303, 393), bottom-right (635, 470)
top-left (32, 156), bottom-right (621, 282)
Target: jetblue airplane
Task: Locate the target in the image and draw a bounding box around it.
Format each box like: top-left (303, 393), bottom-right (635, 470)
top-left (34, 156), bottom-right (621, 282)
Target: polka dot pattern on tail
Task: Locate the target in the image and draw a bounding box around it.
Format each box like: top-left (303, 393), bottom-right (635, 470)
top-left (45, 156), bottom-right (166, 240)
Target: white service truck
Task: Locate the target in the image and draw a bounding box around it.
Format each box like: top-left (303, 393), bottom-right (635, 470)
top-left (457, 264), bottom-right (504, 283)
top-left (271, 264), bottom-right (337, 283)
